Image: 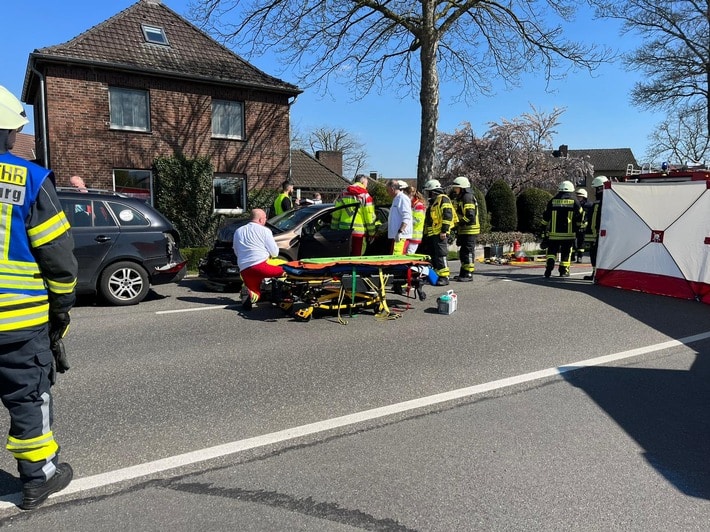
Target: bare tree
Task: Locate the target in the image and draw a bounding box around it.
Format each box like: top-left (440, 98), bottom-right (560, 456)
top-left (593, 0), bottom-right (710, 157)
top-left (193, 0), bottom-right (610, 189)
top-left (293, 126), bottom-right (368, 179)
top-left (646, 107), bottom-right (710, 166)
top-left (438, 107), bottom-right (593, 193)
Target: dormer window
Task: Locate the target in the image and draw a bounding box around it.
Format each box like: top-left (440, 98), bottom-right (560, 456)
top-left (142, 24), bottom-right (169, 46)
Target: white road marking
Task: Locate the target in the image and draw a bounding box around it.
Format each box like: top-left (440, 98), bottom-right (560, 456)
top-left (4, 330), bottom-right (709, 508)
top-left (156, 305), bottom-right (237, 314)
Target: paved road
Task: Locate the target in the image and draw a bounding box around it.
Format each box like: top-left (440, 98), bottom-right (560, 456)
top-left (0, 261), bottom-right (708, 530)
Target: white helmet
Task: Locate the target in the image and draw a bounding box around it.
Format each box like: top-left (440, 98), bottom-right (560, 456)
top-left (558, 180), bottom-right (575, 192)
top-left (0, 86), bottom-right (28, 130)
top-left (591, 175), bottom-right (609, 188)
top-left (423, 179), bottom-right (442, 191)
top-left (452, 176), bottom-right (470, 188)
top-left (0, 103), bottom-right (28, 130)
top-left (575, 188), bottom-right (588, 198)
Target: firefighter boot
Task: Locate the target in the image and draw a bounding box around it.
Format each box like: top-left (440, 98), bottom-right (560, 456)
top-left (544, 258), bottom-right (554, 279)
top-left (559, 267), bottom-right (570, 277)
top-left (20, 463), bottom-right (73, 511)
top-left (455, 269), bottom-right (473, 282)
top-left (436, 276), bottom-right (450, 286)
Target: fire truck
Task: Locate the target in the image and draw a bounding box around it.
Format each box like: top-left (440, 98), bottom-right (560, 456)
top-left (622, 164), bottom-right (710, 183)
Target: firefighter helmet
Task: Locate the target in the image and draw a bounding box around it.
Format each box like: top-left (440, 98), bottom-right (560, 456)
top-left (452, 176), bottom-right (471, 188)
top-left (591, 175), bottom-right (609, 188)
top-left (575, 188), bottom-right (588, 198)
top-left (0, 87), bottom-right (28, 130)
top-left (423, 179), bottom-right (442, 191)
top-left (558, 180), bottom-right (575, 192)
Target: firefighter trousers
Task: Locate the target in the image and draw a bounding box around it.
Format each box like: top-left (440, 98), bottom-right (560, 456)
top-left (457, 234), bottom-right (477, 274)
top-left (0, 326), bottom-right (60, 484)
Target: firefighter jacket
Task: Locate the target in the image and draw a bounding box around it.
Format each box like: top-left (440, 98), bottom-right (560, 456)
top-left (331, 183), bottom-right (377, 237)
top-left (410, 197), bottom-right (426, 244)
top-left (583, 200), bottom-right (602, 244)
top-left (0, 153), bottom-right (77, 340)
top-left (273, 192), bottom-right (292, 215)
top-left (452, 189), bottom-right (480, 235)
top-left (424, 191), bottom-right (455, 237)
top-left (542, 191), bottom-right (584, 241)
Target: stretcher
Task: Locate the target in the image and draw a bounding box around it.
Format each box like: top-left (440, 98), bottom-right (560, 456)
top-left (268, 254), bottom-right (431, 323)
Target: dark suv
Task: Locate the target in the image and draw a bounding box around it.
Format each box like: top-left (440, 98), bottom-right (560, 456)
top-left (57, 189), bottom-right (186, 305)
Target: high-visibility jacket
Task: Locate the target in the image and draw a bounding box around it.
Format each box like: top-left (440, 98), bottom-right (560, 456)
top-left (273, 192), bottom-right (292, 215)
top-left (583, 200), bottom-right (602, 244)
top-left (542, 191), bottom-right (584, 241)
top-left (410, 198), bottom-right (426, 244)
top-left (424, 192), bottom-right (455, 237)
top-left (0, 153), bottom-right (77, 336)
top-left (452, 189), bottom-right (480, 235)
top-left (330, 183), bottom-right (377, 237)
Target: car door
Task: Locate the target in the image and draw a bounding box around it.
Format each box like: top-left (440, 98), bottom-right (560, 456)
top-left (61, 198), bottom-right (120, 290)
top-left (297, 204), bottom-right (355, 259)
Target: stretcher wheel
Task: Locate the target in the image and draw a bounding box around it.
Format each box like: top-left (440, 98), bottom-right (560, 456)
top-left (293, 304), bottom-right (313, 322)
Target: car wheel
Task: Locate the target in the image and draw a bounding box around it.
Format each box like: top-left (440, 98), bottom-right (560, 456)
top-left (99, 261), bottom-right (150, 305)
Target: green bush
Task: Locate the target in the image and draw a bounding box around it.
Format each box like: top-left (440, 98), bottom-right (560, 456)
top-left (477, 231), bottom-right (537, 246)
top-left (249, 187), bottom-right (279, 214)
top-left (154, 154), bottom-right (221, 248)
top-left (485, 180), bottom-right (517, 232)
top-left (368, 179), bottom-right (390, 206)
top-left (471, 184), bottom-right (491, 233)
top-left (516, 188), bottom-right (552, 236)
top-left (182, 247), bottom-right (210, 274)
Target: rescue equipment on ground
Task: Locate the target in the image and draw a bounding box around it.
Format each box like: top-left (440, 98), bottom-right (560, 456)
top-left (437, 290), bottom-right (457, 314)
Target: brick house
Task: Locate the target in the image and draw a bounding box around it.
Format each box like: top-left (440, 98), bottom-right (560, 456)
top-left (21, 0), bottom-right (301, 214)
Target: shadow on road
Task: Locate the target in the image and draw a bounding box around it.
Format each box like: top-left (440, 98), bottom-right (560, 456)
top-left (483, 265), bottom-right (710, 499)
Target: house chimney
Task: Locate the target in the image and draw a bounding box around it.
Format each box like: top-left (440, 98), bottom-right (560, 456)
top-left (369, 171), bottom-right (378, 180)
top-left (315, 150), bottom-right (343, 176)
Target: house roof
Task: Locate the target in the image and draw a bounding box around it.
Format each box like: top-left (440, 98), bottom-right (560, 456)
top-left (566, 148), bottom-right (638, 174)
top-left (23, 0), bottom-right (300, 98)
top-left (290, 150), bottom-right (350, 191)
top-left (11, 133), bottom-right (36, 161)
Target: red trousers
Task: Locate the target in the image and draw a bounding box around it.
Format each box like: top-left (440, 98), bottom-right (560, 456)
top-left (240, 261), bottom-right (284, 299)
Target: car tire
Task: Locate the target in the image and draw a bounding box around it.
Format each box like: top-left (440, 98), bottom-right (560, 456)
top-left (99, 261), bottom-right (150, 305)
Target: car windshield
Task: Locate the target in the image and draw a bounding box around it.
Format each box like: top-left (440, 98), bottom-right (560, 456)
top-left (268, 205), bottom-right (331, 232)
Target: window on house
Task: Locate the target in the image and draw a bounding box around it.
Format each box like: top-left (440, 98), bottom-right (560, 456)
top-left (212, 100), bottom-right (244, 139)
top-left (109, 88), bottom-right (150, 131)
top-left (142, 24), bottom-right (169, 46)
top-left (114, 169), bottom-right (153, 204)
top-left (213, 174), bottom-right (246, 215)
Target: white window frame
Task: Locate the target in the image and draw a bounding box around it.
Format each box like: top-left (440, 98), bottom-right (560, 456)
top-left (142, 24), bottom-right (169, 46)
top-left (211, 100), bottom-right (245, 140)
top-left (213, 173), bottom-right (247, 215)
top-left (109, 87), bottom-right (150, 132)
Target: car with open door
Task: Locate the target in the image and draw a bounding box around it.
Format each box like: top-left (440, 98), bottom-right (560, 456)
top-left (198, 203), bottom-right (390, 291)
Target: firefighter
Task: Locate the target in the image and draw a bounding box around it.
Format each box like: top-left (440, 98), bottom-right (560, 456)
top-left (0, 87), bottom-right (78, 510)
top-left (330, 175), bottom-right (377, 256)
top-left (422, 179), bottom-right (456, 286)
top-left (542, 180), bottom-right (584, 278)
top-left (573, 188), bottom-right (589, 263)
top-left (583, 175), bottom-right (609, 281)
top-left (450, 176), bottom-right (480, 282)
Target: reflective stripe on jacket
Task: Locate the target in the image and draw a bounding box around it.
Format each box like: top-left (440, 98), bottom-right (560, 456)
top-left (330, 184), bottom-right (376, 237)
top-left (453, 190), bottom-right (480, 235)
top-left (0, 153), bottom-right (76, 333)
top-left (410, 199), bottom-right (426, 243)
top-left (424, 192), bottom-right (455, 237)
top-left (543, 192), bottom-right (583, 241)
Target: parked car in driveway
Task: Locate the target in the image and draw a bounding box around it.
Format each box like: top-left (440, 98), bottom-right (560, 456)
top-left (57, 189), bottom-right (187, 305)
top-left (199, 203), bottom-right (390, 291)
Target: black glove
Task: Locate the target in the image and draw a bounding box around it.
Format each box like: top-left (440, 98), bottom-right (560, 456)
top-left (49, 339), bottom-right (70, 385)
top-left (49, 312), bottom-right (70, 344)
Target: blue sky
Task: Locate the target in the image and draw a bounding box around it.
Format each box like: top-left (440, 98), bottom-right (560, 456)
top-left (2, 0), bottom-right (660, 178)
